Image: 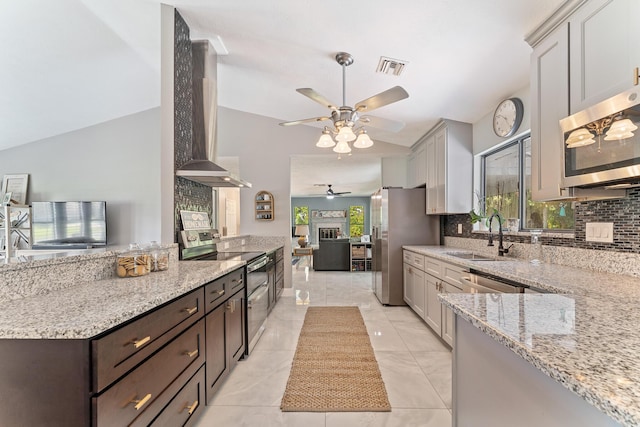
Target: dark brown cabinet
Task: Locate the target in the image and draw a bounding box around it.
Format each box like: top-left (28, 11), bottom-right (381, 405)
top-left (275, 247), bottom-right (284, 301)
top-left (0, 266), bottom-right (246, 427)
top-left (204, 269), bottom-right (246, 404)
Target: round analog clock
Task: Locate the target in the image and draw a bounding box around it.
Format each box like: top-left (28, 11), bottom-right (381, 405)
top-left (492, 97), bottom-right (524, 138)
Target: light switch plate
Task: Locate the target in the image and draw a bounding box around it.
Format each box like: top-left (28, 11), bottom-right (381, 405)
top-left (585, 222), bottom-right (614, 243)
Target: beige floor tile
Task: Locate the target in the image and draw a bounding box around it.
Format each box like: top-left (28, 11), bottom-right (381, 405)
top-left (199, 267), bottom-right (453, 426)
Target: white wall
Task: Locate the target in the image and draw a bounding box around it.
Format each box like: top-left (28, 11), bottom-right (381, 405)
top-left (472, 86), bottom-right (531, 155)
top-left (381, 156), bottom-right (408, 188)
top-left (0, 108), bottom-right (163, 246)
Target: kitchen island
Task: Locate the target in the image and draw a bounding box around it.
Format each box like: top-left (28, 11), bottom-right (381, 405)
top-left (404, 245), bottom-right (639, 427)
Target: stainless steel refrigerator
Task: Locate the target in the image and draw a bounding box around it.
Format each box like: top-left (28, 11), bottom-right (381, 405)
top-left (371, 187), bottom-right (440, 305)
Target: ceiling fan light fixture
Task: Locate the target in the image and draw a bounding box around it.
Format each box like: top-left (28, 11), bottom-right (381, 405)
top-left (353, 129), bottom-right (374, 148)
top-left (316, 129), bottom-right (336, 148)
top-left (335, 125), bottom-right (356, 142)
top-left (333, 140), bottom-right (351, 154)
top-left (566, 128), bottom-right (595, 146)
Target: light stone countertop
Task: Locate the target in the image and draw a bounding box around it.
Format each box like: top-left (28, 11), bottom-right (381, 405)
top-left (402, 245), bottom-right (639, 427)
top-left (0, 260), bottom-right (244, 340)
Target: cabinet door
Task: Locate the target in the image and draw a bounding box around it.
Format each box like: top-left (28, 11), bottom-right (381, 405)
top-left (434, 127), bottom-right (447, 214)
top-left (424, 274), bottom-right (442, 335)
top-left (205, 304), bottom-right (227, 404)
top-left (531, 22), bottom-right (569, 201)
top-left (226, 289), bottom-right (246, 365)
top-left (442, 282), bottom-right (463, 347)
top-left (412, 268), bottom-right (426, 319)
top-left (403, 263), bottom-right (414, 307)
top-left (425, 135), bottom-right (438, 214)
top-left (569, 0), bottom-right (640, 113)
top-left (407, 151), bottom-right (417, 188)
top-left (415, 142), bottom-right (427, 187)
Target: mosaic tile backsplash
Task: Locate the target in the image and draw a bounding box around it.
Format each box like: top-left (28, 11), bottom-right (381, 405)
top-left (173, 11), bottom-right (213, 240)
top-left (443, 188), bottom-right (640, 254)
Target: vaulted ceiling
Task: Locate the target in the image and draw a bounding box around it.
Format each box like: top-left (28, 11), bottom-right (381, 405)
top-left (3, 0), bottom-right (566, 195)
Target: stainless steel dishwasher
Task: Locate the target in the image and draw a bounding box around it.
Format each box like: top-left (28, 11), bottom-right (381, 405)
top-left (460, 272), bottom-right (526, 293)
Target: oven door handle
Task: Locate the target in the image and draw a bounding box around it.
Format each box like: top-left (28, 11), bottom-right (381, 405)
top-left (247, 256), bottom-right (269, 272)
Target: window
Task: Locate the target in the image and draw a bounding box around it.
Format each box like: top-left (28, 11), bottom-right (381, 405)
top-left (293, 206), bottom-right (308, 225)
top-left (481, 133), bottom-right (574, 231)
top-left (349, 206), bottom-right (364, 237)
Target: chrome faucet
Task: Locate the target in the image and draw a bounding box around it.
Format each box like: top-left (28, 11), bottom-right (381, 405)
top-left (487, 212), bottom-right (513, 256)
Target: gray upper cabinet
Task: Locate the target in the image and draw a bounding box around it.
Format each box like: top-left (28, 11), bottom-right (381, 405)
top-left (425, 120), bottom-right (473, 215)
top-left (530, 22), bottom-right (570, 201)
top-left (569, 0), bottom-right (640, 113)
top-left (407, 141), bottom-right (427, 188)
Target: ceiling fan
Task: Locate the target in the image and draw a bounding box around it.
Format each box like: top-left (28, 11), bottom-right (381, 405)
top-left (279, 52), bottom-right (409, 154)
top-left (314, 184), bottom-right (351, 198)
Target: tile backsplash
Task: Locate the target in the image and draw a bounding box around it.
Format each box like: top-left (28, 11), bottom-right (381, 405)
top-left (443, 187), bottom-right (640, 254)
top-left (173, 10), bottom-right (213, 241)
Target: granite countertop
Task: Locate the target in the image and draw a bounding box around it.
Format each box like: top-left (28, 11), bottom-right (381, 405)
top-left (0, 260), bottom-right (244, 340)
top-left (217, 243), bottom-right (283, 254)
top-left (403, 245), bottom-right (640, 426)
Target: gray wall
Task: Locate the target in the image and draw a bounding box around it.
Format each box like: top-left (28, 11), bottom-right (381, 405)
top-left (0, 108), bottom-right (162, 246)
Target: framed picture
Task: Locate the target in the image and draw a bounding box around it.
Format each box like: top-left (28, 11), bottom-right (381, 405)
top-left (360, 235), bottom-right (370, 243)
top-left (1, 192), bottom-right (11, 205)
top-left (1, 174), bottom-right (28, 205)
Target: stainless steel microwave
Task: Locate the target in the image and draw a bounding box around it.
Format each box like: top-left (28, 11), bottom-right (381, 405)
top-left (560, 87), bottom-right (640, 188)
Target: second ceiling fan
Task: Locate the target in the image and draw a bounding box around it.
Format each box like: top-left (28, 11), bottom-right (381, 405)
top-left (280, 52), bottom-right (409, 154)
top-left (315, 184), bottom-right (351, 198)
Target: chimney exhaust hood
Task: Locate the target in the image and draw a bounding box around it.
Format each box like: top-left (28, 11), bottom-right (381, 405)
top-left (176, 40), bottom-right (251, 188)
top-left (176, 160), bottom-right (251, 188)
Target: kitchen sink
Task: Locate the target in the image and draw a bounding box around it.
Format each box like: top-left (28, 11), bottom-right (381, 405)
top-left (444, 251), bottom-right (506, 261)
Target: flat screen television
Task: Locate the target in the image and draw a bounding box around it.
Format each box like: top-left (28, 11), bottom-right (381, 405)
top-left (31, 201), bottom-right (107, 249)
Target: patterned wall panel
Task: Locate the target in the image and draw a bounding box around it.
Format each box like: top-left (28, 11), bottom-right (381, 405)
top-left (443, 189), bottom-right (640, 253)
top-left (173, 10), bottom-right (213, 241)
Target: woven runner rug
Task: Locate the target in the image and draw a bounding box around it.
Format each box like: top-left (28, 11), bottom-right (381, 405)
top-left (280, 306), bottom-right (391, 412)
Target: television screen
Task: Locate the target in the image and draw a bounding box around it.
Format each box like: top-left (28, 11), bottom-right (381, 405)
top-left (31, 201), bottom-right (107, 249)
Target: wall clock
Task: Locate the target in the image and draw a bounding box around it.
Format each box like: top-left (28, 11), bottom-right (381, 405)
top-left (493, 97), bottom-right (524, 138)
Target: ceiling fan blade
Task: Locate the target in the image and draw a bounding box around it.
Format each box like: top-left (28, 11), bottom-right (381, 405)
top-left (359, 115), bottom-right (406, 132)
top-left (296, 88), bottom-right (339, 111)
top-left (279, 116), bottom-right (331, 126)
top-left (334, 191), bottom-right (351, 195)
top-left (354, 86), bottom-right (409, 112)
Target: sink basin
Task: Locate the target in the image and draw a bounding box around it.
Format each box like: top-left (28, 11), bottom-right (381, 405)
top-left (444, 251), bottom-right (505, 261)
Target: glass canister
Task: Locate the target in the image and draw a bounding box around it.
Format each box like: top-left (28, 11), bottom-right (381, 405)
top-left (148, 241), bottom-right (170, 272)
top-left (530, 229), bottom-right (543, 265)
top-left (116, 243), bottom-right (150, 278)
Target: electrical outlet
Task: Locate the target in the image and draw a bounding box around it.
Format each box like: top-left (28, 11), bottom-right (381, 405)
top-left (457, 224), bottom-right (463, 234)
top-left (241, 239), bottom-right (245, 245)
top-left (585, 222), bottom-right (613, 243)
top-left (223, 242), bottom-right (229, 249)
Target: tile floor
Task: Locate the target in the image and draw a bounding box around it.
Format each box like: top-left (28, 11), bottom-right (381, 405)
top-left (195, 264), bottom-right (452, 427)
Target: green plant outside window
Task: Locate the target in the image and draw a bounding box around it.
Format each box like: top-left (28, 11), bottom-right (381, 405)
top-left (294, 206), bottom-right (308, 225)
top-left (349, 205), bottom-right (364, 237)
top-left (478, 134), bottom-right (575, 231)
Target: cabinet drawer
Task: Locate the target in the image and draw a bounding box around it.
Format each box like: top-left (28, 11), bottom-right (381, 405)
top-left (93, 288), bottom-right (205, 392)
top-left (403, 250), bottom-right (425, 270)
top-left (205, 268), bottom-right (245, 313)
top-left (275, 247), bottom-right (284, 261)
top-left (442, 262), bottom-right (466, 287)
top-left (95, 318), bottom-right (205, 427)
top-left (275, 259), bottom-right (284, 282)
top-left (424, 257), bottom-right (442, 277)
top-left (150, 365), bottom-right (205, 427)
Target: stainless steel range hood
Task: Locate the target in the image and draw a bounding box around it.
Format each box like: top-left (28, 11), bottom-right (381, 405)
top-left (176, 40), bottom-right (251, 188)
top-left (176, 160), bottom-right (251, 187)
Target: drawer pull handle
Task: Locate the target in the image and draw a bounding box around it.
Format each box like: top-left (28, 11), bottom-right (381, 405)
top-left (185, 349), bottom-right (199, 358)
top-left (215, 289), bottom-right (225, 296)
top-left (183, 400), bottom-right (199, 415)
top-left (132, 336), bottom-right (151, 349)
top-left (183, 306), bottom-right (198, 315)
top-left (226, 300), bottom-right (236, 313)
top-left (130, 393), bottom-right (152, 410)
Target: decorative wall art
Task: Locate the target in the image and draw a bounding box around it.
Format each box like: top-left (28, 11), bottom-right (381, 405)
top-left (1, 174), bottom-right (28, 205)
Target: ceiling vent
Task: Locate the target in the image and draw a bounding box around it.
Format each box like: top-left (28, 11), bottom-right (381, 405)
top-left (376, 56), bottom-right (408, 76)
